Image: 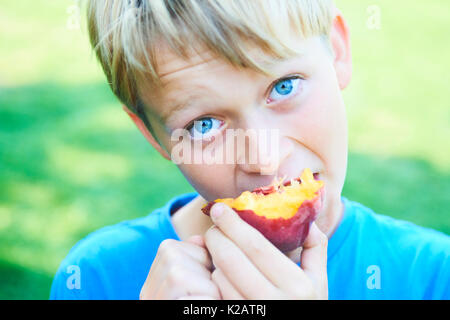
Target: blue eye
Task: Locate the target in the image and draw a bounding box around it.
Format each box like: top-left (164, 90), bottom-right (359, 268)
top-left (188, 117), bottom-right (223, 139)
top-left (269, 77), bottom-right (301, 102)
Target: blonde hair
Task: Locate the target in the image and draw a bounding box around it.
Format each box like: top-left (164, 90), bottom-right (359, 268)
top-left (87, 0), bottom-right (334, 114)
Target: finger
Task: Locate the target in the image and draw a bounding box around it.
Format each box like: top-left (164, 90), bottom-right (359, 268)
top-left (143, 258), bottom-right (213, 299)
top-left (160, 247), bottom-right (214, 283)
top-left (142, 244), bottom-right (213, 299)
top-left (300, 223), bottom-right (328, 286)
top-left (209, 203), bottom-right (308, 287)
top-left (155, 269), bottom-right (221, 300)
top-left (161, 239), bottom-right (213, 270)
top-left (147, 238), bottom-right (212, 292)
top-left (186, 235), bottom-right (213, 269)
top-left (212, 268), bottom-right (244, 300)
top-left (187, 235), bottom-right (206, 248)
top-left (205, 226), bottom-right (280, 299)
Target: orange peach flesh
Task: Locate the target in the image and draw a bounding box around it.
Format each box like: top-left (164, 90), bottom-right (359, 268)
top-left (213, 168), bottom-right (323, 219)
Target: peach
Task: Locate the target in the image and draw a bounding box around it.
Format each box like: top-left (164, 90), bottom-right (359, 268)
top-left (202, 168), bottom-right (324, 252)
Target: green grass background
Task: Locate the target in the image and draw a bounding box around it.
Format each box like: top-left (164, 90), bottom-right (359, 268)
top-left (0, 0), bottom-right (449, 299)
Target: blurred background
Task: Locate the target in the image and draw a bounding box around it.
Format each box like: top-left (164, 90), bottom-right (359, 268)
top-left (0, 0), bottom-right (449, 299)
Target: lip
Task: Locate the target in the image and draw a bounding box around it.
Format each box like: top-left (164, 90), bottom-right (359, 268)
top-left (250, 171), bottom-right (321, 195)
top-left (237, 170), bottom-right (322, 197)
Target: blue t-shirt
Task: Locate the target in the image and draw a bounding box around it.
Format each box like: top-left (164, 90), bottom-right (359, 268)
top-left (50, 193), bottom-right (450, 300)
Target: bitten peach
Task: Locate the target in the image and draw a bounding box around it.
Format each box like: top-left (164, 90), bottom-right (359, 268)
top-left (202, 168), bottom-right (324, 252)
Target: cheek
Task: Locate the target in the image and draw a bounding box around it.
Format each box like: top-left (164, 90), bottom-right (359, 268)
top-left (160, 126), bottom-right (238, 201)
top-left (177, 163), bottom-right (236, 201)
top-left (281, 70), bottom-right (348, 179)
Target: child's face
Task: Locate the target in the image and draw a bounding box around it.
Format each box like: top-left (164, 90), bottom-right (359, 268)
top-left (137, 23), bottom-right (351, 222)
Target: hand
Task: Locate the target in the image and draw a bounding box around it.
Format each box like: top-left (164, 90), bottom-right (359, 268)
top-left (204, 203), bottom-right (328, 300)
top-left (140, 235), bottom-right (221, 300)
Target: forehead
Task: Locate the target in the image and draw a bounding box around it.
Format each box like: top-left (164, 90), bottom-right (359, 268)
top-left (157, 43), bottom-right (219, 79)
top-left (155, 41), bottom-right (273, 90)
top-left (138, 43), bottom-right (265, 112)
top-left (152, 33), bottom-right (328, 85)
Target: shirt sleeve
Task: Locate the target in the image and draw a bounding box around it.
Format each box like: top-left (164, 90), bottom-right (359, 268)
top-left (49, 256), bottom-right (108, 300)
top-left (427, 250), bottom-right (450, 300)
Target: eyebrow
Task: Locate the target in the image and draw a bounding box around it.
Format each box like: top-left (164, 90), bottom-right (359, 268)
top-left (161, 94), bottom-right (204, 125)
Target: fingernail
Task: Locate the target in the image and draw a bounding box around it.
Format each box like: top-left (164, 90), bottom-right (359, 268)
top-left (211, 203), bottom-right (223, 220)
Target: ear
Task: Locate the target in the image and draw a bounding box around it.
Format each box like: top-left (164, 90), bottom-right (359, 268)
top-left (330, 8), bottom-right (352, 90)
top-left (122, 105), bottom-right (171, 160)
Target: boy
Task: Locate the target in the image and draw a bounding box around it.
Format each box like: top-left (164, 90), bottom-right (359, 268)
top-left (50, 0), bottom-right (449, 299)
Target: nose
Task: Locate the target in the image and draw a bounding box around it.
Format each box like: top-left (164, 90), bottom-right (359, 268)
top-left (236, 128), bottom-right (293, 176)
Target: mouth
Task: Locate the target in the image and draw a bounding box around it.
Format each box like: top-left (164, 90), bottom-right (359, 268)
top-left (251, 170), bottom-right (321, 195)
top-left (286, 170), bottom-right (321, 184)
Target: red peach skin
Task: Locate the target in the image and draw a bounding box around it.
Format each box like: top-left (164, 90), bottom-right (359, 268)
top-left (202, 188), bottom-right (324, 252)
